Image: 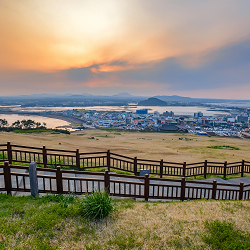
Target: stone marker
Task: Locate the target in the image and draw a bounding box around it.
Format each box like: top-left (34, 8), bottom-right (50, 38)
top-left (139, 169), bottom-right (150, 177)
top-left (29, 162), bottom-right (38, 197)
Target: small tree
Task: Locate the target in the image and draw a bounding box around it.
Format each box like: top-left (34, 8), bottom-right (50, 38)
top-left (12, 120), bottom-right (22, 129)
top-left (21, 119), bottom-right (35, 129)
top-left (35, 122), bottom-right (41, 128)
top-left (0, 119), bottom-right (8, 128)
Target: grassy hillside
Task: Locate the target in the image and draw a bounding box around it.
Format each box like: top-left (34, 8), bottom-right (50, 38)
top-left (0, 194), bottom-right (249, 249)
top-left (0, 129), bottom-right (249, 163)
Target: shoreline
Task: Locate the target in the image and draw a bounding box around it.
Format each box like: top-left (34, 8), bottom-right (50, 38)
top-left (0, 111), bottom-right (84, 125)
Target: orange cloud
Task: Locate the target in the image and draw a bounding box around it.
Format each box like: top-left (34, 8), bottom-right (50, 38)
top-left (1, 1), bottom-right (250, 74)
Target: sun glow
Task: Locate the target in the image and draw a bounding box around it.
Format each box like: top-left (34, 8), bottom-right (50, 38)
top-left (0, 1), bottom-right (250, 97)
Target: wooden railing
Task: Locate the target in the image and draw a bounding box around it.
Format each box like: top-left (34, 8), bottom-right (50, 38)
top-left (0, 142), bottom-right (249, 179)
top-left (1, 162), bottom-right (250, 201)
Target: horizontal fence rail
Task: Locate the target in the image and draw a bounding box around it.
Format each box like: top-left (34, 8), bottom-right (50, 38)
top-left (0, 142), bottom-right (249, 179)
top-left (1, 161), bottom-right (250, 201)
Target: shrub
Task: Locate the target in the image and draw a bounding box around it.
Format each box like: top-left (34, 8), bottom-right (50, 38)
top-left (203, 220), bottom-right (250, 250)
top-left (79, 190), bottom-right (115, 219)
top-left (207, 145), bottom-right (239, 150)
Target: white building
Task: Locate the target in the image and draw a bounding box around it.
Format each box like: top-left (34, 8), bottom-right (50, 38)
top-left (102, 120), bottom-right (112, 127)
top-left (84, 113), bottom-right (90, 119)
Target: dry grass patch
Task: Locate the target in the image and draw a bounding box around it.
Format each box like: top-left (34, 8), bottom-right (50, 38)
top-left (0, 129), bottom-right (250, 162)
top-left (62, 199), bottom-right (250, 250)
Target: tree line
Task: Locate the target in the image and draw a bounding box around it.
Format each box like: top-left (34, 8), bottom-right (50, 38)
top-left (0, 118), bottom-right (70, 134)
top-left (0, 119), bottom-right (47, 130)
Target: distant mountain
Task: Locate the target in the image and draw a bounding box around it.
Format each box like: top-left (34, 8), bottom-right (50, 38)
top-left (69, 94), bottom-right (93, 98)
top-left (10, 93), bottom-right (62, 99)
top-left (154, 95), bottom-right (250, 103)
top-left (154, 95), bottom-right (193, 102)
top-left (138, 97), bottom-right (169, 106)
top-left (112, 92), bottom-right (134, 98)
top-left (1, 93), bottom-right (249, 103)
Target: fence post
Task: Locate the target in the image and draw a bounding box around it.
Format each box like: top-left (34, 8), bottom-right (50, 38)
top-left (239, 182), bottom-right (244, 200)
top-left (160, 159), bottom-right (163, 178)
top-left (29, 162), bottom-right (38, 197)
top-left (223, 161), bottom-right (227, 179)
top-left (56, 166), bottom-right (63, 194)
top-left (181, 177), bottom-right (186, 201)
top-left (43, 146), bottom-right (47, 168)
top-left (183, 162), bottom-right (186, 177)
top-left (241, 160), bottom-right (245, 178)
top-left (3, 161), bottom-right (11, 195)
top-left (107, 150), bottom-right (110, 171)
top-left (76, 149), bottom-right (80, 169)
top-left (104, 170), bottom-right (110, 193)
top-left (204, 160), bottom-right (207, 179)
top-left (134, 157), bottom-right (137, 176)
top-left (212, 180), bottom-right (217, 199)
top-left (144, 174), bottom-right (149, 201)
top-left (7, 142), bottom-right (12, 164)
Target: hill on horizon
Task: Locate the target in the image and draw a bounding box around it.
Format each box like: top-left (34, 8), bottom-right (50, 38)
top-left (138, 97), bottom-right (169, 106)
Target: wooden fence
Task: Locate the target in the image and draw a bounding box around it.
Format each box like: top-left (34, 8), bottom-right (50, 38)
top-left (0, 142), bottom-right (250, 178)
top-left (0, 162), bottom-right (250, 201)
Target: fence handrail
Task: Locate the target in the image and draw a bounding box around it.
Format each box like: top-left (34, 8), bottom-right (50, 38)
top-left (186, 162), bottom-right (205, 166)
top-left (1, 142), bottom-right (250, 179)
top-left (110, 152), bottom-right (134, 160)
top-left (11, 144), bottom-right (43, 150)
top-left (46, 148), bottom-right (77, 153)
top-left (11, 149), bottom-right (42, 154)
top-left (186, 165), bottom-right (204, 169)
top-left (109, 172), bottom-right (145, 179)
top-left (2, 162), bottom-right (250, 201)
top-left (227, 161), bottom-right (242, 165)
top-left (46, 152), bottom-right (75, 157)
top-left (207, 161), bottom-right (225, 165)
top-left (137, 158), bottom-right (161, 164)
top-left (162, 161), bottom-right (183, 166)
top-left (216, 182), bottom-right (241, 187)
top-left (80, 151), bottom-right (107, 156)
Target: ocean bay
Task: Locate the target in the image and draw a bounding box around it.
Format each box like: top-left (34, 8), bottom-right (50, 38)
top-left (5, 105), bottom-right (230, 116)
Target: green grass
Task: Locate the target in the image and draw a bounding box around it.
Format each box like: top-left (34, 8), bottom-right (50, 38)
top-left (203, 220), bottom-right (250, 250)
top-left (186, 173), bottom-right (250, 181)
top-left (11, 129), bottom-right (70, 134)
top-left (0, 193), bottom-right (87, 249)
top-left (0, 153), bottom-right (8, 160)
top-left (13, 129), bottom-right (54, 133)
top-left (0, 195), bottom-right (250, 249)
top-left (207, 145), bottom-right (240, 150)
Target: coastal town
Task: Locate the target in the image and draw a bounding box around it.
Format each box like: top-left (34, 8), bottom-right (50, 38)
top-left (46, 107), bottom-right (250, 138)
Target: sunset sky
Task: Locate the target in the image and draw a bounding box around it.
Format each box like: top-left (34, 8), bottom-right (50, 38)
top-left (1, 1), bottom-right (250, 99)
